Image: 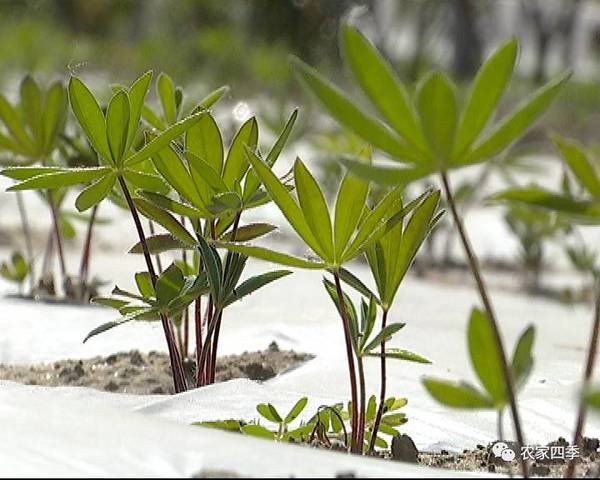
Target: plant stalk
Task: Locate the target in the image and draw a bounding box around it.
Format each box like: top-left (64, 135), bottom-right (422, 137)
top-left (78, 204), bottom-right (98, 299)
top-left (147, 220), bottom-right (163, 274)
top-left (440, 172), bottom-right (528, 478)
top-left (565, 283), bottom-right (600, 478)
top-left (333, 271), bottom-right (361, 453)
top-left (369, 308), bottom-right (389, 453)
top-left (117, 176), bottom-right (187, 393)
top-left (48, 193), bottom-right (67, 285)
top-left (194, 296), bottom-right (203, 387)
top-left (356, 356), bottom-right (367, 452)
top-left (15, 191), bottom-right (35, 292)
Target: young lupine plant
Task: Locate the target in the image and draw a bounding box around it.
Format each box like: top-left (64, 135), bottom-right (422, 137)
top-left (1, 71), bottom-right (206, 392)
top-left (0, 251), bottom-right (31, 294)
top-left (242, 397), bottom-right (314, 441)
top-left (0, 76), bottom-right (68, 292)
top-left (336, 189), bottom-right (441, 451)
top-left (129, 109), bottom-right (298, 387)
top-left (217, 150), bottom-right (433, 453)
top-left (294, 25), bottom-right (569, 472)
top-left (423, 308), bottom-right (535, 443)
top-left (323, 284), bottom-right (430, 452)
top-left (494, 136), bottom-right (600, 477)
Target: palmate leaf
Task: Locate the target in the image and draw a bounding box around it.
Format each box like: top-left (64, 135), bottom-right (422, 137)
top-left (292, 57), bottom-right (418, 162)
top-left (334, 171), bottom-right (369, 258)
top-left (6, 167), bottom-right (110, 191)
top-left (452, 38), bottom-right (517, 159)
top-left (222, 117), bottom-right (258, 190)
top-left (468, 308), bottom-right (506, 406)
top-left (106, 90), bottom-right (130, 164)
top-left (123, 168), bottom-right (169, 194)
top-left (223, 270), bottom-right (292, 308)
top-left (257, 403), bottom-right (282, 423)
top-left (133, 197), bottom-right (197, 246)
top-left (186, 113), bottom-right (224, 176)
top-left (553, 136), bottom-right (600, 200)
top-left (284, 397), bottom-right (308, 424)
top-left (69, 77), bottom-right (113, 163)
top-left (422, 378), bottom-right (494, 409)
top-left (460, 71), bottom-right (571, 166)
top-left (417, 72), bottom-right (457, 160)
top-left (294, 158), bottom-right (334, 261)
top-left (155, 263), bottom-right (185, 306)
top-left (215, 242), bottom-right (325, 270)
top-left (340, 25), bottom-right (426, 153)
top-left (245, 147), bottom-right (326, 259)
top-left (75, 172), bottom-right (116, 212)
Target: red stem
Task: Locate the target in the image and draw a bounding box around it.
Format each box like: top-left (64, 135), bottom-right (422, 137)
top-left (369, 308), bottom-right (389, 453)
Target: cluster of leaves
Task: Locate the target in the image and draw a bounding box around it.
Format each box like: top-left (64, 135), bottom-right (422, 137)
top-left (0, 251), bottom-right (30, 288)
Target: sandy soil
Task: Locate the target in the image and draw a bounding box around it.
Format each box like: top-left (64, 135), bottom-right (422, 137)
top-left (0, 342), bottom-right (313, 394)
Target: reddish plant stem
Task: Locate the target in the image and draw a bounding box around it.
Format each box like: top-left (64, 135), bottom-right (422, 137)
top-left (148, 220), bottom-right (163, 274)
top-left (333, 271), bottom-right (361, 453)
top-left (565, 285), bottom-right (600, 478)
top-left (441, 172), bottom-right (528, 478)
top-left (181, 215), bottom-right (189, 359)
top-left (194, 296), bottom-right (203, 387)
top-left (79, 204), bottom-right (98, 296)
top-left (356, 356), bottom-right (366, 452)
top-left (198, 305), bottom-right (222, 384)
top-left (369, 308), bottom-right (389, 453)
top-left (118, 176), bottom-right (187, 393)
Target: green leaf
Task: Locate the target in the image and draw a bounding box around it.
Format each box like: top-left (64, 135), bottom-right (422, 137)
top-left (511, 325), bottom-right (535, 388)
top-left (7, 167), bottom-right (110, 191)
top-left (0, 94), bottom-right (33, 150)
top-left (462, 72), bottom-right (570, 165)
top-left (155, 263), bottom-right (184, 306)
top-left (185, 151), bottom-right (228, 194)
top-left (468, 308), bottom-right (506, 406)
top-left (126, 71), bottom-right (152, 152)
top-left (223, 117), bottom-right (258, 189)
top-left (133, 197), bottom-right (197, 246)
top-left (91, 297), bottom-right (129, 309)
top-left (75, 173), bottom-right (116, 211)
top-left (380, 413), bottom-right (407, 427)
top-left (69, 77), bottom-right (113, 163)
top-left (492, 187), bottom-right (600, 222)
top-left (294, 158), bottom-right (334, 261)
top-left (243, 109), bottom-right (298, 203)
top-left (42, 81), bottom-right (67, 152)
top-left (138, 190), bottom-right (209, 218)
top-left (341, 25), bottom-right (426, 152)
top-left (125, 112), bottom-right (204, 166)
top-left (323, 278), bottom-right (359, 353)
top-left (334, 171), bottom-right (369, 259)
top-left (186, 112), bottom-right (224, 176)
top-left (292, 57), bottom-right (417, 161)
top-left (245, 147), bottom-right (326, 259)
top-left (129, 233), bottom-right (190, 255)
top-left (367, 348), bottom-right (431, 364)
top-left (195, 85), bottom-right (230, 111)
top-left (453, 38), bottom-right (518, 159)
top-left (220, 223), bottom-right (277, 242)
top-left (338, 267), bottom-right (379, 302)
top-left (2, 166), bottom-right (62, 180)
top-left (83, 308), bottom-right (156, 343)
top-left (257, 403), bottom-right (282, 423)
top-left (149, 142), bottom-right (204, 208)
top-left (197, 235), bottom-right (223, 301)
top-left (553, 136), bottom-right (600, 200)
top-left (124, 169), bottom-right (169, 194)
top-left (105, 90), bottom-right (131, 164)
top-left (215, 242), bottom-right (325, 270)
top-left (362, 323), bottom-right (405, 354)
top-left (242, 424), bottom-right (276, 439)
top-left (417, 71), bottom-right (457, 161)
top-left (422, 378), bottom-right (494, 409)
top-left (223, 270), bottom-right (292, 307)
top-left (340, 156), bottom-right (432, 186)
top-left (157, 72), bottom-right (177, 125)
top-left (20, 76), bottom-right (43, 149)
top-left (284, 397), bottom-right (308, 424)
top-left (135, 271), bottom-right (155, 297)
top-left (587, 389), bottom-right (600, 410)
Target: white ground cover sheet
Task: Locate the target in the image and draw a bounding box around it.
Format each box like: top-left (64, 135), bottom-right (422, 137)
top-left (1, 261), bottom-right (599, 477)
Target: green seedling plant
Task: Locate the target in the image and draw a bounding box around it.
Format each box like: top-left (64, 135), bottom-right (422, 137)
top-left (1, 71), bottom-right (208, 392)
top-left (336, 188), bottom-right (441, 451)
top-left (322, 286), bottom-right (430, 452)
top-left (494, 136), bottom-right (600, 477)
top-left (293, 25), bottom-right (569, 473)
top-left (127, 108), bottom-right (298, 387)
top-left (0, 75), bottom-right (68, 293)
top-left (423, 308), bottom-right (535, 443)
top-left (0, 251), bottom-right (31, 294)
top-left (242, 397), bottom-right (314, 441)
top-left (216, 148), bottom-right (433, 452)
